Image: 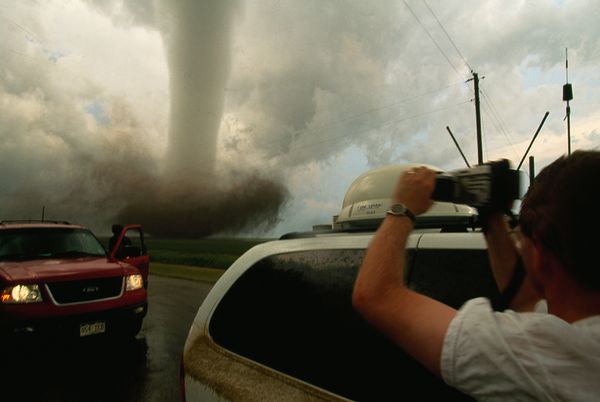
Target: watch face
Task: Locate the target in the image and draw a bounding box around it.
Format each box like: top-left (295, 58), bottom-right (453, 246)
top-left (390, 204), bottom-right (406, 214)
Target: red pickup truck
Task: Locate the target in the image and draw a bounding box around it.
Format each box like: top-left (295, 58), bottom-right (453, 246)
top-left (0, 221), bottom-right (149, 340)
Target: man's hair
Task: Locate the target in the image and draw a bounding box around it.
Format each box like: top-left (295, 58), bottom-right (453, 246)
top-left (111, 224), bottom-right (124, 235)
top-left (520, 150), bottom-right (600, 289)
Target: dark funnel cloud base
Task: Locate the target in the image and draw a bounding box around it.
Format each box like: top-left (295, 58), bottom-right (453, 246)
top-left (116, 174), bottom-right (289, 238)
top-left (1, 144), bottom-right (288, 238)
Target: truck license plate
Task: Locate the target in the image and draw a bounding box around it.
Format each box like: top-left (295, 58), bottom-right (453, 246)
top-left (79, 321), bottom-right (106, 337)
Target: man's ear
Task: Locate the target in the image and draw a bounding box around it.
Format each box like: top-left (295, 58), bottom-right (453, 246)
top-left (531, 241), bottom-right (566, 295)
top-left (520, 236), bottom-right (545, 295)
top-left (535, 243), bottom-right (565, 281)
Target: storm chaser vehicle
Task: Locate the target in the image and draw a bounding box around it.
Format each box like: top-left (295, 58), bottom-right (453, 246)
top-left (182, 164), bottom-right (502, 402)
top-left (0, 222), bottom-right (148, 340)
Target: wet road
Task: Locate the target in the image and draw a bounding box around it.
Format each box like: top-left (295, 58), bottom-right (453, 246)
top-left (3, 275), bottom-right (213, 402)
top-left (141, 275), bottom-right (214, 401)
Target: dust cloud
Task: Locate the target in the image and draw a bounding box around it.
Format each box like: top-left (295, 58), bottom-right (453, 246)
top-left (116, 174), bottom-right (288, 238)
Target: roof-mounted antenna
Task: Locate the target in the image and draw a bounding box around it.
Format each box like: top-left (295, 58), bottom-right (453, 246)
top-left (563, 48), bottom-right (573, 155)
top-left (41, 206), bottom-right (45, 222)
top-left (517, 111), bottom-right (549, 170)
top-left (446, 126), bottom-right (471, 168)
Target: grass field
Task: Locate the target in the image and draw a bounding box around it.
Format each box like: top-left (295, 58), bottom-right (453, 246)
top-left (150, 262), bottom-right (226, 282)
top-left (144, 237), bottom-right (271, 269)
top-left (100, 236), bottom-right (272, 282)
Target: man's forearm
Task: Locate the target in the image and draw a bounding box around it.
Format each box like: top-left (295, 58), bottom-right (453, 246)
top-left (353, 211), bottom-right (457, 377)
top-left (484, 213), bottom-right (518, 292)
top-left (485, 213), bottom-right (541, 311)
top-left (353, 216), bottom-right (412, 306)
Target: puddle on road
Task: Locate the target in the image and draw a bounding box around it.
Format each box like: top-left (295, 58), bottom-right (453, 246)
top-left (3, 336), bottom-right (149, 402)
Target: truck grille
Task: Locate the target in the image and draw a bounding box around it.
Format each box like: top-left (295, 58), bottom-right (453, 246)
top-left (46, 277), bottom-right (124, 305)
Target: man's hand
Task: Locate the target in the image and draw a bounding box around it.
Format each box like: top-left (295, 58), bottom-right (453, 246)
top-left (393, 166), bottom-right (436, 215)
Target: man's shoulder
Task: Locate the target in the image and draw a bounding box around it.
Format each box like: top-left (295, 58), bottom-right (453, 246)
top-left (447, 297), bottom-right (600, 361)
top-left (445, 298), bottom-right (568, 362)
top-left (443, 298), bottom-right (600, 400)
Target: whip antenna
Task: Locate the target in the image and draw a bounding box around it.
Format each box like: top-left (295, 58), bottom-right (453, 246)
top-left (563, 48), bottom-right (573, 155)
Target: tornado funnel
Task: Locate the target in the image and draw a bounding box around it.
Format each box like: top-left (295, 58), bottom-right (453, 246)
top-left (161, 0), bottom-right (237, 179)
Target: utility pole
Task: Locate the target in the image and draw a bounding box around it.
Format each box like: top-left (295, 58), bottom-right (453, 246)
top-left (529, 156), bottom-right (535, 184)
top-left (468, 71), bottom-right (484, 165)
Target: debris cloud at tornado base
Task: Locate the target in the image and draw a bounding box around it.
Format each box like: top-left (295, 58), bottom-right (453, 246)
top-left (116, 173), bottom-right (289, 238)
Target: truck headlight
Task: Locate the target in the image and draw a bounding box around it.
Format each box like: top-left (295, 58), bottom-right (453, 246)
top-left (125, 274), bottom-right (143, 291)
top-left (1, 284), bottom-right (42, 304)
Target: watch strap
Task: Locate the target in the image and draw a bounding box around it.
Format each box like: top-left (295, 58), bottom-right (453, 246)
top-left (386, 203), bottom-right (416, 223)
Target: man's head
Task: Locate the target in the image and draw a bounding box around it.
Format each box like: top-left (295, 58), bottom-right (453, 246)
top-left (519, 150), bottom-right (600, 289)
top-left (111, 224), bottom-right (124, 236)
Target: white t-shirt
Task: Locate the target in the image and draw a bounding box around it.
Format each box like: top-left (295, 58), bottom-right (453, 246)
top-left (441, 298), bottom-right (600, 402)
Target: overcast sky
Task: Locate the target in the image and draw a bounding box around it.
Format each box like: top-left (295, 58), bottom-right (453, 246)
top-left (0, 0), bottom-right (598, 236)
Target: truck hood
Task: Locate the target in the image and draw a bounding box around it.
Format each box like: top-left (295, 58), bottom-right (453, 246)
top-left (0, 258), bottom-right (134, 283)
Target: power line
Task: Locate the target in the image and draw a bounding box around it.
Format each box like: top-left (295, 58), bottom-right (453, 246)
top-left (420, 0), bottom-right (511, 155)
top-left (481, 111), bottom-right (489, 160)
top-left (422, 0), bottom-right (472, 73)
top-left (9, 20), bottom-right (38, 42)
top-left (480, 89), bottom-right (510, 137)
top-left (402, 0), bottom-right (465, 80)
top-left (303, 80), bottom-right (464, 130)
top-left (413, 1), bottom-right (516, 162)
top-left (480, 103), bottom-right (503, 135)
top-left (0, 14), bottom-right (49, 62)
top-left (281, 99), bottom-right (473, 154)
top-left (254, 80), bottom-right (468, 153)
top-left (481, 104), bottom-right (516, 160)
top-left (480, 89), bottom-right (519, 160)
top-left (0, 13), bottom-right (42, 45)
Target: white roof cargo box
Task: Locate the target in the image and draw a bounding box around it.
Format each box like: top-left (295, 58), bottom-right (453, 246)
top-left (334, 164), bottom-right (476, 229)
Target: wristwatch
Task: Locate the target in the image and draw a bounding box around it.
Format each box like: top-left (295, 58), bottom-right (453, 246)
top-left (386, 203), bottom-right (416, 223)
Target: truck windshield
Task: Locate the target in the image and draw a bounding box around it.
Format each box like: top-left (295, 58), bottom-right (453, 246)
top-left (0, 228), bottom-right (106, 261)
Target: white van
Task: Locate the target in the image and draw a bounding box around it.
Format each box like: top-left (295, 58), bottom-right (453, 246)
top-left (181, 165), bottom-right (500, 402)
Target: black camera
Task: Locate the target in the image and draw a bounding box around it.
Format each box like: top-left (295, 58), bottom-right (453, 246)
top-left (432, 160), bottom-right (521, 209)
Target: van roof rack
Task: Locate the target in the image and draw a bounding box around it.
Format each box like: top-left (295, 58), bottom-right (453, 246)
top-left (280, 214), bottom-right (481, 240)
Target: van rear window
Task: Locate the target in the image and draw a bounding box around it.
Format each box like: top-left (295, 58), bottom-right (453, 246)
top-left (209, 248), bottom-right (494, 401)
top-left (409, 249), bottom-right (500, 309)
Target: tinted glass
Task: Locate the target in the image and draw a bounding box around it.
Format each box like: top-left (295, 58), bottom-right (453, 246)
top-left (408, 249), bottom-right (500, 309)
top-left (209, 248), bottom-right (493, 401)
top-left (0, 228), bottom-right (106, 260)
